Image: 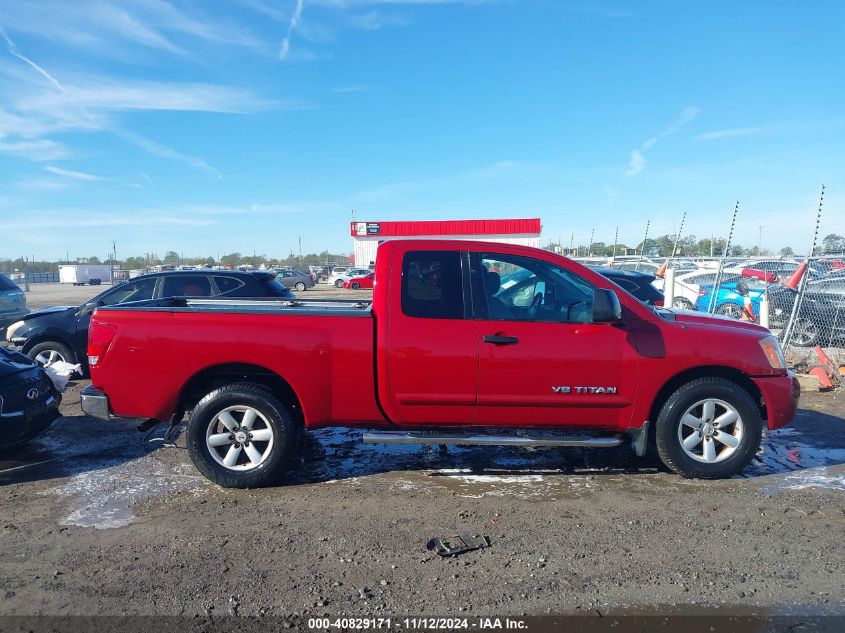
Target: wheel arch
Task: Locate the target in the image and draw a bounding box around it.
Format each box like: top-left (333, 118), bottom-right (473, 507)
top-left (178, 363), bottom-right (305, 429)
top-left (648, 365), bottom-right (766, 427)
top-left (21, 332), bottom-right (77, 356)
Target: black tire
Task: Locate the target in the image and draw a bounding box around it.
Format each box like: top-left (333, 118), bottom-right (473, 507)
top-left (655, 377), bottom-right (762, 479)
top-left (334, 279), bottom-right (344, 288)
top-left (672, 297), bottom-right (695, 310)
top-left (27, 340), bottom-right (76, 368)
top-left (791, 318), bottom-right (819, 347)
top-left (186, 382), bottom-right (298, 488)
top-left (715, 303), bottom-right (743, 319)
top-left (350, 282), bottom-right (360, 289)
top-left (295, 282), bottom-right (306, 292)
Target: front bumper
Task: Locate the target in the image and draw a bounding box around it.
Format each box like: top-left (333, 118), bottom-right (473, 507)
top-left (754, 371), bottom-right (800, 430)
top-left (81, 385), bottom-right (110, 420)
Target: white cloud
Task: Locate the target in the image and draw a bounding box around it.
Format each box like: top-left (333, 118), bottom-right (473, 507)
top-left (1, 0), bottom-right (261, 56)
top-left (624, 150), bottom-right (645, 177)
top-left (44, 166), bottom-right (103, 181)
top-left (114, 128), bottom-right (221, 178)
top-left (696, 127), bottom-right (761, 141)
top-left (623, 106), bottom-right (701, 177)
top-left (0, 138), bottom-right (69, 160)
top-left (280, 0), bottom-right (306, 61)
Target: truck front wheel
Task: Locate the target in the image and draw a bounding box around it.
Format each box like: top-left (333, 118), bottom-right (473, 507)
top-left (655, 377), bottom-right (762, 479)
top-left (186, 383), bottom-right (298, 488)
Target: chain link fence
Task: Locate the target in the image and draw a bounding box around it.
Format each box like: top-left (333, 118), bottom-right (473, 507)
top-left (651, 255), bottom-right (845, 370)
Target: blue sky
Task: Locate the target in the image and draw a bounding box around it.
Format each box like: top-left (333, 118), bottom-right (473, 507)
top-left (0, 0), bottom-right (843, 260)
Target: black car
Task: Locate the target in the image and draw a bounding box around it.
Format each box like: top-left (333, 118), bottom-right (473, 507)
top-left (768, 277), bottom-right (845, 346)
top-left (0, 346), bottom-right (61, 451)
top-left (594, 268), bottom-right (665, 306)
top-left (4, 270), bottom-right (295, 373)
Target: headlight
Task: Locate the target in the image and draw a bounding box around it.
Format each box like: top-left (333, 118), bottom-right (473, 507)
top-left (5, 320), bottom-right (25, 342)
top-left (759, 335), bottom-right (786, 370)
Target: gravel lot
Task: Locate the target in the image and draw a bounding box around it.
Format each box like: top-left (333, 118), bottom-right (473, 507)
top-left (1, 282), bottom-right (843, 620)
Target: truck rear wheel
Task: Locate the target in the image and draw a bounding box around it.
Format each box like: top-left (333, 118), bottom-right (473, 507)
top-left (186, 382), bottom-right (297, 488)
top-left (655, 377), bottom-right (762, 479)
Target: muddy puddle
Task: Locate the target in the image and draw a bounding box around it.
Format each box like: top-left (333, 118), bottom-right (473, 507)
top-left (0, 416), bottom-right (208, 529)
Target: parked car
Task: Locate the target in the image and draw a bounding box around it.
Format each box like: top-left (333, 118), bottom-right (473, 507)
top-left (594, 268), bottom-right (665, 306)
top-left (275, 269), bottom-right (315, 291)
top-left (327, 266), bottom-right (352, 287)
top-left (695, 279), bottom-right (769, 318)
top-left (659, 270), bottom-right (744, 310)
top-left (5, 270), bottom-right (294, 374)
top-left (332, 268), bottom-right (371, 288)
top-left (342, 272), bottom-right (375, 289)
top-left (767, 278), bottom-right (845, 346)
top-left (0, 346), bottom-right (61, 452)
top-left (0, 273), bottom-right (28, 334)
top-left (82, 239), bottom-right (797, 488)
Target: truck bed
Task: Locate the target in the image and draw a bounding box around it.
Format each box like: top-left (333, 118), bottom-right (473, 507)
top-left (91, 297), bottom-right (383, 426)
top-left (101, 296), bottom-right (374, 317)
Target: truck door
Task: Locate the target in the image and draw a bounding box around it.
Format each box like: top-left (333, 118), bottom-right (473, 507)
top-left (379, 249), bottom-right (478, 425)
top-left (470, 251), bottom-right (638, 429)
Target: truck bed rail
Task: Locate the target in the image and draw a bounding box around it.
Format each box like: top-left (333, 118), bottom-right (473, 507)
top-left (98, 296), bottom-right (373, 317)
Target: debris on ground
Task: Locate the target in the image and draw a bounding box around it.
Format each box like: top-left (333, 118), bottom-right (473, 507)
top-left (427, 534), bottom-right (491, 557)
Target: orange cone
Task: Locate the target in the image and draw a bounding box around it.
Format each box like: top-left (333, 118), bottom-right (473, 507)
top-left (656, 259), bottom-right (669, 279)
top-left (815, 346), bottom-right (837, 374)
top-left (809, 367), bottom-right (834, 391)
top-left (783, 260), bottom-right (808, 290)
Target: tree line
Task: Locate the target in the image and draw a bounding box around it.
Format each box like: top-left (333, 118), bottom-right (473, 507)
top-left (2, 234), bottom-right (844, 275)
top-left (548, 233), bottom-right (845, 258)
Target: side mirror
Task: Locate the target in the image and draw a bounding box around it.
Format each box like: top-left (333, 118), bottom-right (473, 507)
top-left (79, 300), bottom-right (103, 316)
top-left (592, 288), bottom-right (622, 323)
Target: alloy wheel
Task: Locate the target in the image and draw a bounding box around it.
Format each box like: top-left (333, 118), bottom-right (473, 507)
top-left (677, 398), bottom-right (744, 464)
top-left (206, 405), bottom-right (275, 471)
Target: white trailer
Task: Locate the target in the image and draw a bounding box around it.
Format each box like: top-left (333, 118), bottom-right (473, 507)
top-left (59, 264), bottom-right (112, 286)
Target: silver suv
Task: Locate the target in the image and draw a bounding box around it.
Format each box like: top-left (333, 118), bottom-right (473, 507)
top-left (0, 274), bottom-right (28, 333)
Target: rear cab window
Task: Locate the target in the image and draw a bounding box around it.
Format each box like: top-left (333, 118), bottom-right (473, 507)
top-left (401, 251), bottom-right (464, 319)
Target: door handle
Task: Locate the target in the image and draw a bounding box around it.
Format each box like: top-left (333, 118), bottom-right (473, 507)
top-left (483, 334), bottom-right (519, 345)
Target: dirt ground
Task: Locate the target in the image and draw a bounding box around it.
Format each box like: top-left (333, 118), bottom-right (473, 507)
top-left (0, 380), bottom-right (843, 619)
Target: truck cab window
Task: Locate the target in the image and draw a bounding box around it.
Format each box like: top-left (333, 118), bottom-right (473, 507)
top-left (477, 253), bottom-right (596, 323)
top-left (401, 251), bottom-right (464, 319)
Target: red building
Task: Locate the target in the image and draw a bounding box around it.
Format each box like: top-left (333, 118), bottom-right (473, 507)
top-left (350, 218), bottom-right (542, 267)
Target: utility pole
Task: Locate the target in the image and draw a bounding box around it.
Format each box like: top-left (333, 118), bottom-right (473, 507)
top-left (588, 228), bottom-right (595, 257)
top-left (569, 232), bottom-right (574, 257)
top-left (612, 226), bottom-right (619, 259)
top-left (298, 237), bottom-right (302, 266)
top-left (758, 225), bottom-right (763, 254)
top-left (24, 256), bottom-right (31, 292)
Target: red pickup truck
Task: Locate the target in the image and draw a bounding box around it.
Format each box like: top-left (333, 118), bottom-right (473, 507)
top-left (81, 240), bottom-right (799, 488)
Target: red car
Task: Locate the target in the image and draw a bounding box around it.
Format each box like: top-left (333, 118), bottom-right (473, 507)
top-left (741, 268), bottom-right (779, 283)
top-left (342, 272), bottom-right (374, 289)
top-left (82, 239), bottom-right (798, 488)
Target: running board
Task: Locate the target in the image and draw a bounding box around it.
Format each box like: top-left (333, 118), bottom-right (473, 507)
top-left (362, 431), bottom-right (623, 448)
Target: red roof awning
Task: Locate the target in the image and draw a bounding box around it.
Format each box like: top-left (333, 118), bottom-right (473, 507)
top-left (350, 218), bottom-right (541, 238)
